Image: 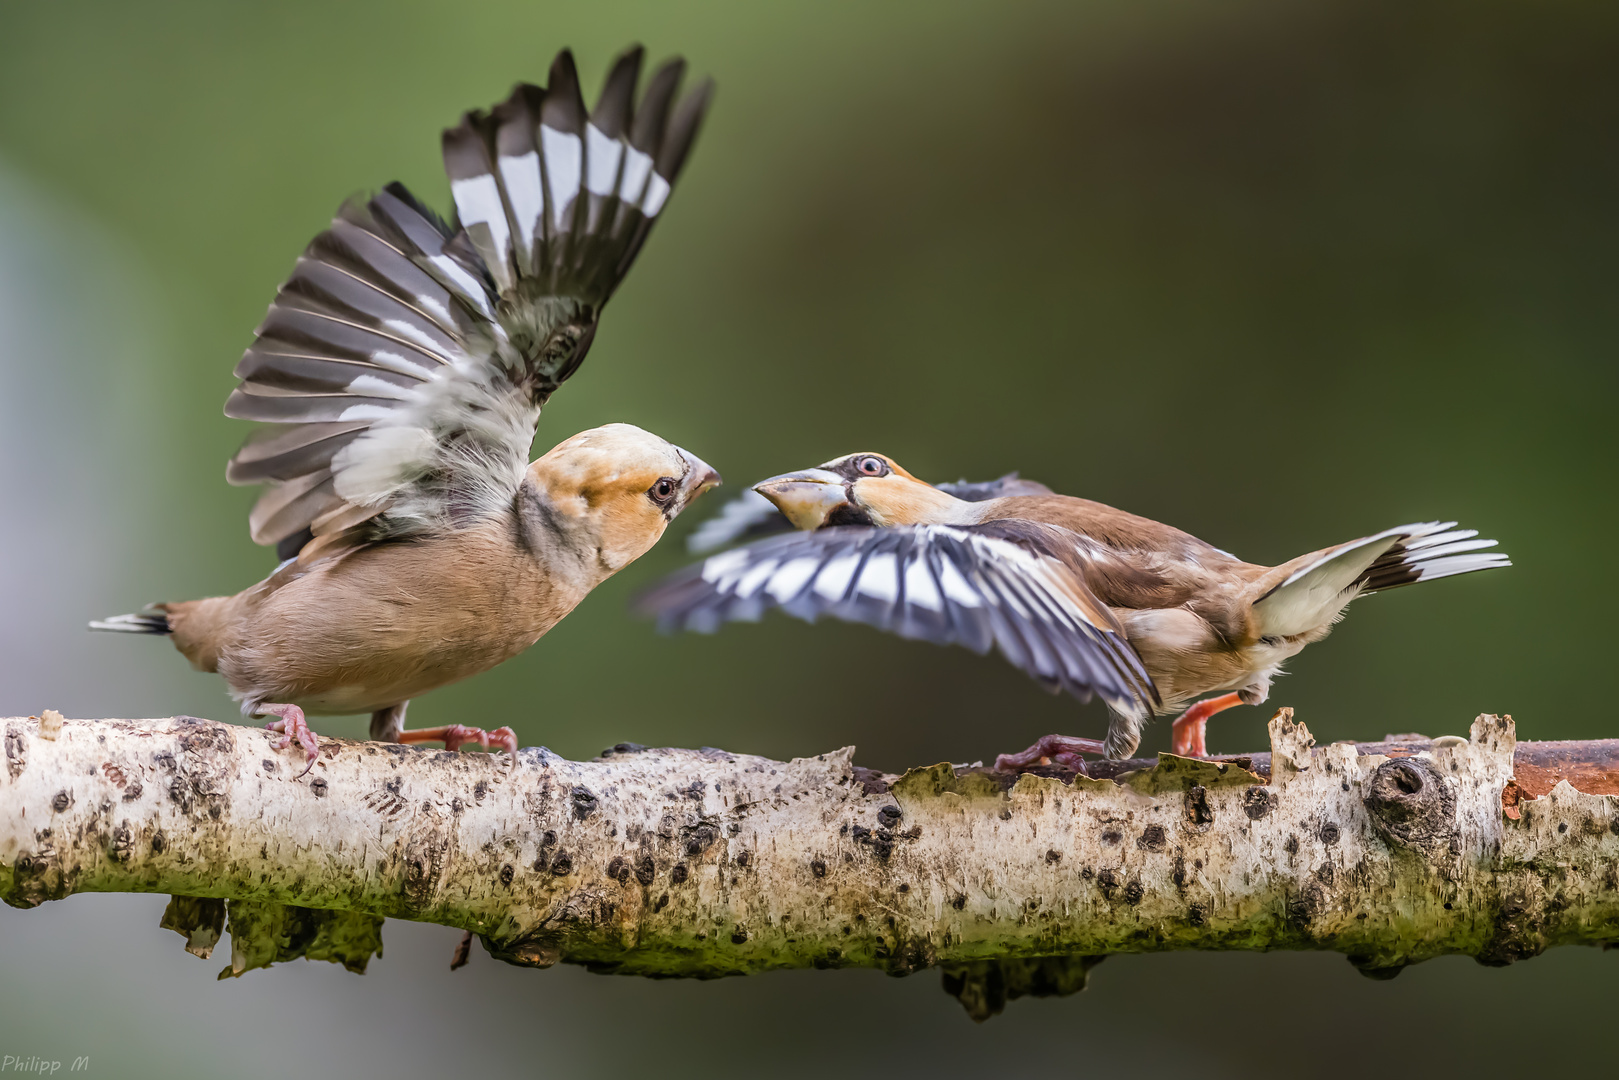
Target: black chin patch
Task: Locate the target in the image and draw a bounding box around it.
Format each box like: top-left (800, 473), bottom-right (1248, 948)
top-left (823, 504), bottom-right (874, 528)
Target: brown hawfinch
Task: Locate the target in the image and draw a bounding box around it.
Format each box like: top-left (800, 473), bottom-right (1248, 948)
top-left (91, 47), bottom-right (720, 772)
top-left (641, 452), bottom-right (1508, 765)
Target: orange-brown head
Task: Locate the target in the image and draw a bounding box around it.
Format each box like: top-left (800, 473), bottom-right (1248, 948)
top-left (752, 452), bottom-right (968, 530)
top-left (529, 423), bottom-right (721, 572)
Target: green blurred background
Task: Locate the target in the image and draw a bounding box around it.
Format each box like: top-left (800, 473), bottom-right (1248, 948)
top-left (1, 0), bottom-right (1614, 1074)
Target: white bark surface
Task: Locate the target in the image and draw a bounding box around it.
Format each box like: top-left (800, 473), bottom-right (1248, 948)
top-left (2, 711), bottom-right (1615, 1000)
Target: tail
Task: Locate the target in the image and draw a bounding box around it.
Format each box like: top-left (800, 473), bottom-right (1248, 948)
top-left (1358, 522), bottom-right (1511, 592)
top-left (1252, 521), bottom-right (1509, 639)
top-left (89, 605), bottom-right (171, 635)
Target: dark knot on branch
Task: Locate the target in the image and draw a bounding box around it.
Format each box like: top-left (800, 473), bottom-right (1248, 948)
top-left (1363, 757), bottom-right (1457, 851)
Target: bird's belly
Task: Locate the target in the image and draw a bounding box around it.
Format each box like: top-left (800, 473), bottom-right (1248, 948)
top-left (294, 686), bottom-right (405, 717)
top-left (266, 625), bottom-right (537, 715)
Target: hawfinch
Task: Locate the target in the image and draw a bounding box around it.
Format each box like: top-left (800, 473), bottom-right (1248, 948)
top-left (641, 452), bottom-right (1508, 764)
top-left (92, 47), bottom-right (720, 772)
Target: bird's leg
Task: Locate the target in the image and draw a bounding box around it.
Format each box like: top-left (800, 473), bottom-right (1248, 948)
top-left (995, 734), bottom-right (1108, 773)
top-left (397, 725), bottom-right (518, 756)
top-left (368, 702), bottom-right (516, 757)
top-left (1170, 692), bottom-right (1245, 758)
top-left (259, 703), bottom-right (320, 777)
top-left (370, 703), bottom-right (408, 742)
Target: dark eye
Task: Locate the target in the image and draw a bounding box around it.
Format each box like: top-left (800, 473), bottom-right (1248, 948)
top-left (856, 456), bottom-right (888, 477)
top-left (648, 477), bottom-right (678, 504)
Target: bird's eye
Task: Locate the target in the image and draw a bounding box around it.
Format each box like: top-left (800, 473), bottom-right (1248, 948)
top-left (648, 477), bottom-right (678, 504)
top-left (857, 456), bottom-right (888, 477)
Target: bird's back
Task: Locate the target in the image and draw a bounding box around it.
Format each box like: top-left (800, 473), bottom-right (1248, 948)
top-left (971, 494), bottom-right (1265, 615)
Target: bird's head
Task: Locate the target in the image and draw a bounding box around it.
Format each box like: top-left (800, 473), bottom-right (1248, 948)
top-left (529, 423), bottom-right (721, 572)
top-left (752, 452), bottom-right (964, 530)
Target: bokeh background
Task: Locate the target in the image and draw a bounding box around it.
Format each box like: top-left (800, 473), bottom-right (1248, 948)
top-left (1, 0), bottom-right (1614, 1074)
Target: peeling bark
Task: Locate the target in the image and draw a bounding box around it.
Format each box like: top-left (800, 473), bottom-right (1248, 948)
top-left (1, 711), bottom-right (1615, 1015)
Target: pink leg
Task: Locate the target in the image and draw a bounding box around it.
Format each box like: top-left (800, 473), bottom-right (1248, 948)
top-left (260, 703), bottom-right (320, 778)
top-left (1170, 692), bottom-right (1245, 758)
top-left (995, 734), bottom-right (1108, 773)
top-left (398, 724), bottom-right (518, 757)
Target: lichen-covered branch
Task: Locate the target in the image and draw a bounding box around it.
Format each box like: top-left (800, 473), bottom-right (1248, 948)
top-left (2, 711), bottom-right (1616, 1016)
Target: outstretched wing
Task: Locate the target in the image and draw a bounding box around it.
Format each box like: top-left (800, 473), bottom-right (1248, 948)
top-left (643, 522), bottom-right (1157, 714)
top-left (685, 472), bottom-right (1055, 554)
top-left (225, 47), bottom-right (713, 561)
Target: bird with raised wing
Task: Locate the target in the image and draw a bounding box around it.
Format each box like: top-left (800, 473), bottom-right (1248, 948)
top-left (641, 452), bottom-right (1508, 766)
top-left (92, 47), bottom-right (720, 773)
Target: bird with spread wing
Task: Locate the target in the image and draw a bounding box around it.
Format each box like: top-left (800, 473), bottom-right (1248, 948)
top-left (641, 452), bottom-right (1509, 765)
top-left (92, 47), bottom-right (720, 772)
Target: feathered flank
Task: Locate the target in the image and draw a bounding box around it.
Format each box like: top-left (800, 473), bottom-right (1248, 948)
top-left (225, 46), bottom-right (714, 560)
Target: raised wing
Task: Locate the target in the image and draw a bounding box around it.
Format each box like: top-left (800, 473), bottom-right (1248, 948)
top-left (1252, 521), bottom-right (1508, 638)
top-left (685, 471), bottom-right (1055, 554)
top-left (644, 522), bottom-right (1157, 714)
top-left (226, 47), bottom-right (713, 561)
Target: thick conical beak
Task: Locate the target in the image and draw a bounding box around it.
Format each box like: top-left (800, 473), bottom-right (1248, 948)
top-left (679, 449), bottom-right (723, 504)
top-left (753, 469), bottom-right (850, 530)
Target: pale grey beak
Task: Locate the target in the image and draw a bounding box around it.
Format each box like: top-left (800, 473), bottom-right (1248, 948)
top-left (678, 449), bottom-right (722, 506)
top-left (752, 469), bottom-right (851, 531)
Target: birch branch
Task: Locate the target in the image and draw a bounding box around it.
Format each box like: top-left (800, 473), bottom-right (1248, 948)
top-left (2, 711), bottom-right (1616, 1019)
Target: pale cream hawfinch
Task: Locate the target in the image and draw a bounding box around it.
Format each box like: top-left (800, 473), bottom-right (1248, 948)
top-left (93, 47), bottom-right (720, 772)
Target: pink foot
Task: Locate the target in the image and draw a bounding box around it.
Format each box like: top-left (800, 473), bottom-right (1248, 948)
top-left (260, 703), bottom-right (320, 777)
top-left (995, 734), bottom-right (1107, 773)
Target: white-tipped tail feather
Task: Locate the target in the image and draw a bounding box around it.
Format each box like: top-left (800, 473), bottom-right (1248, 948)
top-left (1253, 521), bottom-right (1509, 639)
top-left (88, 608), bottom-right (171, 635)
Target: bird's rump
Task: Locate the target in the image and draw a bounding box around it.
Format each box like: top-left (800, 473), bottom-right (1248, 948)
top-left (225, 46), bottom-right (713, 562)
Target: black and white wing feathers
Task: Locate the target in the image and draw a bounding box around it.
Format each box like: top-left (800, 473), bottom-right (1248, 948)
top-left (226, 47), bottom-right (712, 560)
top-left (644, 523), bottom-right (1157, 714)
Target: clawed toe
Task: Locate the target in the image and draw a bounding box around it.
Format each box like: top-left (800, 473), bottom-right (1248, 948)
top-left (994, 734), bottom-right (1108, 773)
top-left (397, 724), bottom-right (520, 760)
top-left (260, 703), bottom-right (320, 777)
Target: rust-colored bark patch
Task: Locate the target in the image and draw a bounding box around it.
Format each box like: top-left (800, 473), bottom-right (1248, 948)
top-left (1506, 741), bottom-right (1619, 799)
top-left (1502, 779), bottom-right (1524, 820)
